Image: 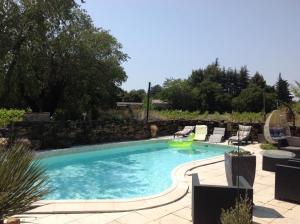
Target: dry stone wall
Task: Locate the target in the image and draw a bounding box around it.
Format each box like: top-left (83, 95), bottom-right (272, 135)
top-left (1, 119), bottom-right (299, 150)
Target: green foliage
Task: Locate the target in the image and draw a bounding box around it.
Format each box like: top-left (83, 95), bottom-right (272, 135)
top-left (230, 112), bottom-right (264, 123)
top-left (229, 150), bottom-right (252, 156)
top-left (0, 1), bottom-right (128, 119)
top-left (232, 84), bottom-right (263, 112)
top-left (237, 66), bottom-right (250, 93)
top-left (293, 102), bottom-right (300, 114)
top-left (122, 89), bottom-right (146, 102)
top-left (276, 73), bottom-right (293, 103)
top-left (260, 143), bottom-right (277, 150)
top-left (291, 81), bottom-right (300, 100)
top-left (0, 109), bottom-right (25, 127)
top-left (220, 196), bottom-right (252, 224)
top-left (150, 85), bottom-right (163, 99)
top-left (161, 79), bottom-right (197, 111)
top-left (232, 84), bottom-right (276, 113)
top-left (0, 144), bottom-right (49, 221)
top-left (156, 110), bottom-right (200, 120)
top-left (195, 80), bottom-right (231, 112)
top-left (250, 72), bottom-right (266, 88)
top-left (153, 110), bottom-right (264, 123)
top-left (159, 60), bottom-right (277, 114)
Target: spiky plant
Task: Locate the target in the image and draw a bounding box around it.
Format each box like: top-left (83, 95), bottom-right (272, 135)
top-left (0, 144), bottom-right (49, 223)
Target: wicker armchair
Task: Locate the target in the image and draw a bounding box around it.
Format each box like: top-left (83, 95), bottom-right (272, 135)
top-left (279, 136), bottom-right (300, 158)
top-left (192, 173), bottom-right (253, 224)
top-left (275, 159), bottom-right (300, 203)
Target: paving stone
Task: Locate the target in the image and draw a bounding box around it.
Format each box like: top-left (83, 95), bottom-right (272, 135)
top-left (116, 212), bottom-right (150, 224)
top-left (173, 207), bottom-right (192, 221)
top-left (157, 214), bottom-right (191, 224)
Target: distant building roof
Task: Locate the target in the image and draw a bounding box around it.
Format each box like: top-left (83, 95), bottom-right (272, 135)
top-left (117, 102), bottom-right (143, 107)
top-left (151, 99), bottom-right (169, 105)
top-left (116, 100), bottom-right (169, 109)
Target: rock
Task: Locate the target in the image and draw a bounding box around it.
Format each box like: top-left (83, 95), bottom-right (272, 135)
top-left (6, 218), bottom-right (20, 224)
top-left (0, 137), bottom-right (9, 147)
top-left (14, 138), bottom-right (32, 147)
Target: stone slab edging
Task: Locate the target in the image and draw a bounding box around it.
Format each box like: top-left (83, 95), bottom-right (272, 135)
top-left (27, 156), bottom-right (224, 214)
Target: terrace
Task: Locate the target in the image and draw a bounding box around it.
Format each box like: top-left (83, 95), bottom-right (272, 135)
top-left (2, 1), bottom-right (300, 224)
top-left (13, 142), bottom-right (300, 224)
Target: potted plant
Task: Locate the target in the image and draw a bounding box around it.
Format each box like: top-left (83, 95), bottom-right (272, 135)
top-left (225, 149), bottom-right (256, 187)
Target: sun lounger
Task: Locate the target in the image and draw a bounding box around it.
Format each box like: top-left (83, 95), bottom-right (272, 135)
top-left (228, 125), bottom-right (252, 145)
top-left (209, 127), bottom-right (225, 143)
top-left (194, 125), bottom-right (207, 141)
top-left (174, 126), bottom-right (194, 137)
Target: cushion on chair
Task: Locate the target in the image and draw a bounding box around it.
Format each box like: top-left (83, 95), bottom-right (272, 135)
top-left (286, 136), bottom-right (300, 147)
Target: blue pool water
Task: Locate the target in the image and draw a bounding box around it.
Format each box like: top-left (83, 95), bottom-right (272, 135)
top-left (40, 140), bottom-right (232, 200)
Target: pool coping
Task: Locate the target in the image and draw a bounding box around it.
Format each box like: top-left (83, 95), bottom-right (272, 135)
top-left (27, 155), bottom-right (225, 214)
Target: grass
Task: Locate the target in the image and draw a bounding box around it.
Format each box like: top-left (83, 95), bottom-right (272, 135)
top-left (260, 143), bottom-right (277, 150)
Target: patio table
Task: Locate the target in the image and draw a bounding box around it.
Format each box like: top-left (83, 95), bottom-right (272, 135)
top-left (261, 150), bottom-right (295, 172)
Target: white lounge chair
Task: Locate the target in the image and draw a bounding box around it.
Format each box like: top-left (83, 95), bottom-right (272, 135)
top-left (228, 125), bottom-right (252, 145)
top-left (209, 127), bottom-right (225, 143)
top-left (174, 126), bottom-right (195, 137)
top-left (194, 125), bottom-right (207, 141)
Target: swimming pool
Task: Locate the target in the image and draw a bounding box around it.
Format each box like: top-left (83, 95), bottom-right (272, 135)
top-left (39, 140), bottom-right (232, 200)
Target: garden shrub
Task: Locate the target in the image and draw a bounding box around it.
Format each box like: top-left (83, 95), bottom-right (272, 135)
top-left (152, 110), bottom-right (264, 123)
top-left (0, 109), bottom-right (25, 127)
top-left (220, 196), bottom-right (252, 224)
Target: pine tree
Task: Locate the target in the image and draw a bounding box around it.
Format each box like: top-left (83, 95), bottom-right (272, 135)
top-left (237, 66), bottom-right (250, 94)
top-left (275, 73), bottom-right (292, 103)
top-left (250, 72), bottom-right (266, 88)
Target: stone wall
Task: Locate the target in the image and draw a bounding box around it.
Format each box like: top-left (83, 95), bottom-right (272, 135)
top-left (4, 120), bottom-right (150, 149)
top-left (2, 119), bottom-right (300, 150)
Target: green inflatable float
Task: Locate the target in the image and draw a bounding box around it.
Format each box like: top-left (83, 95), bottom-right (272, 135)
top-left (168, 133), bottom-right (195, 149)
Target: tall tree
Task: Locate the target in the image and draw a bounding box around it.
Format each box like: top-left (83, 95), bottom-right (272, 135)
top-left (122, 89), bottom-right (146, 102)
top-left (0, 1), bottom-right (128, 119)
top-left (232, 84), bottom-right (276, 113)
top-left (150, 84), bottom-right (163, 98)
top-left (275, 73), bottom-right (292, 103)
top-left (202, 58), bottom-right (222, 83)
top-left (250, 72), bottom-right (266, 88)
top-left (195, 80), bottom-right (230, 113)
top-left (187, 69), bottom-right (204, 87)
top-left (237, 66), bottom-right (249, 94)
top-left (161, 79), bottom-right (197, 110)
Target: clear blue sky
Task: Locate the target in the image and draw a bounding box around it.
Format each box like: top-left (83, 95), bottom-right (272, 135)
top-left (80, 0), bottom-right (300, 91)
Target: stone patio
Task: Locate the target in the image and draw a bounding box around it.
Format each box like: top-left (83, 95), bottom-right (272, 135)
top-left (14, 142), bottom-right (300, 224)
